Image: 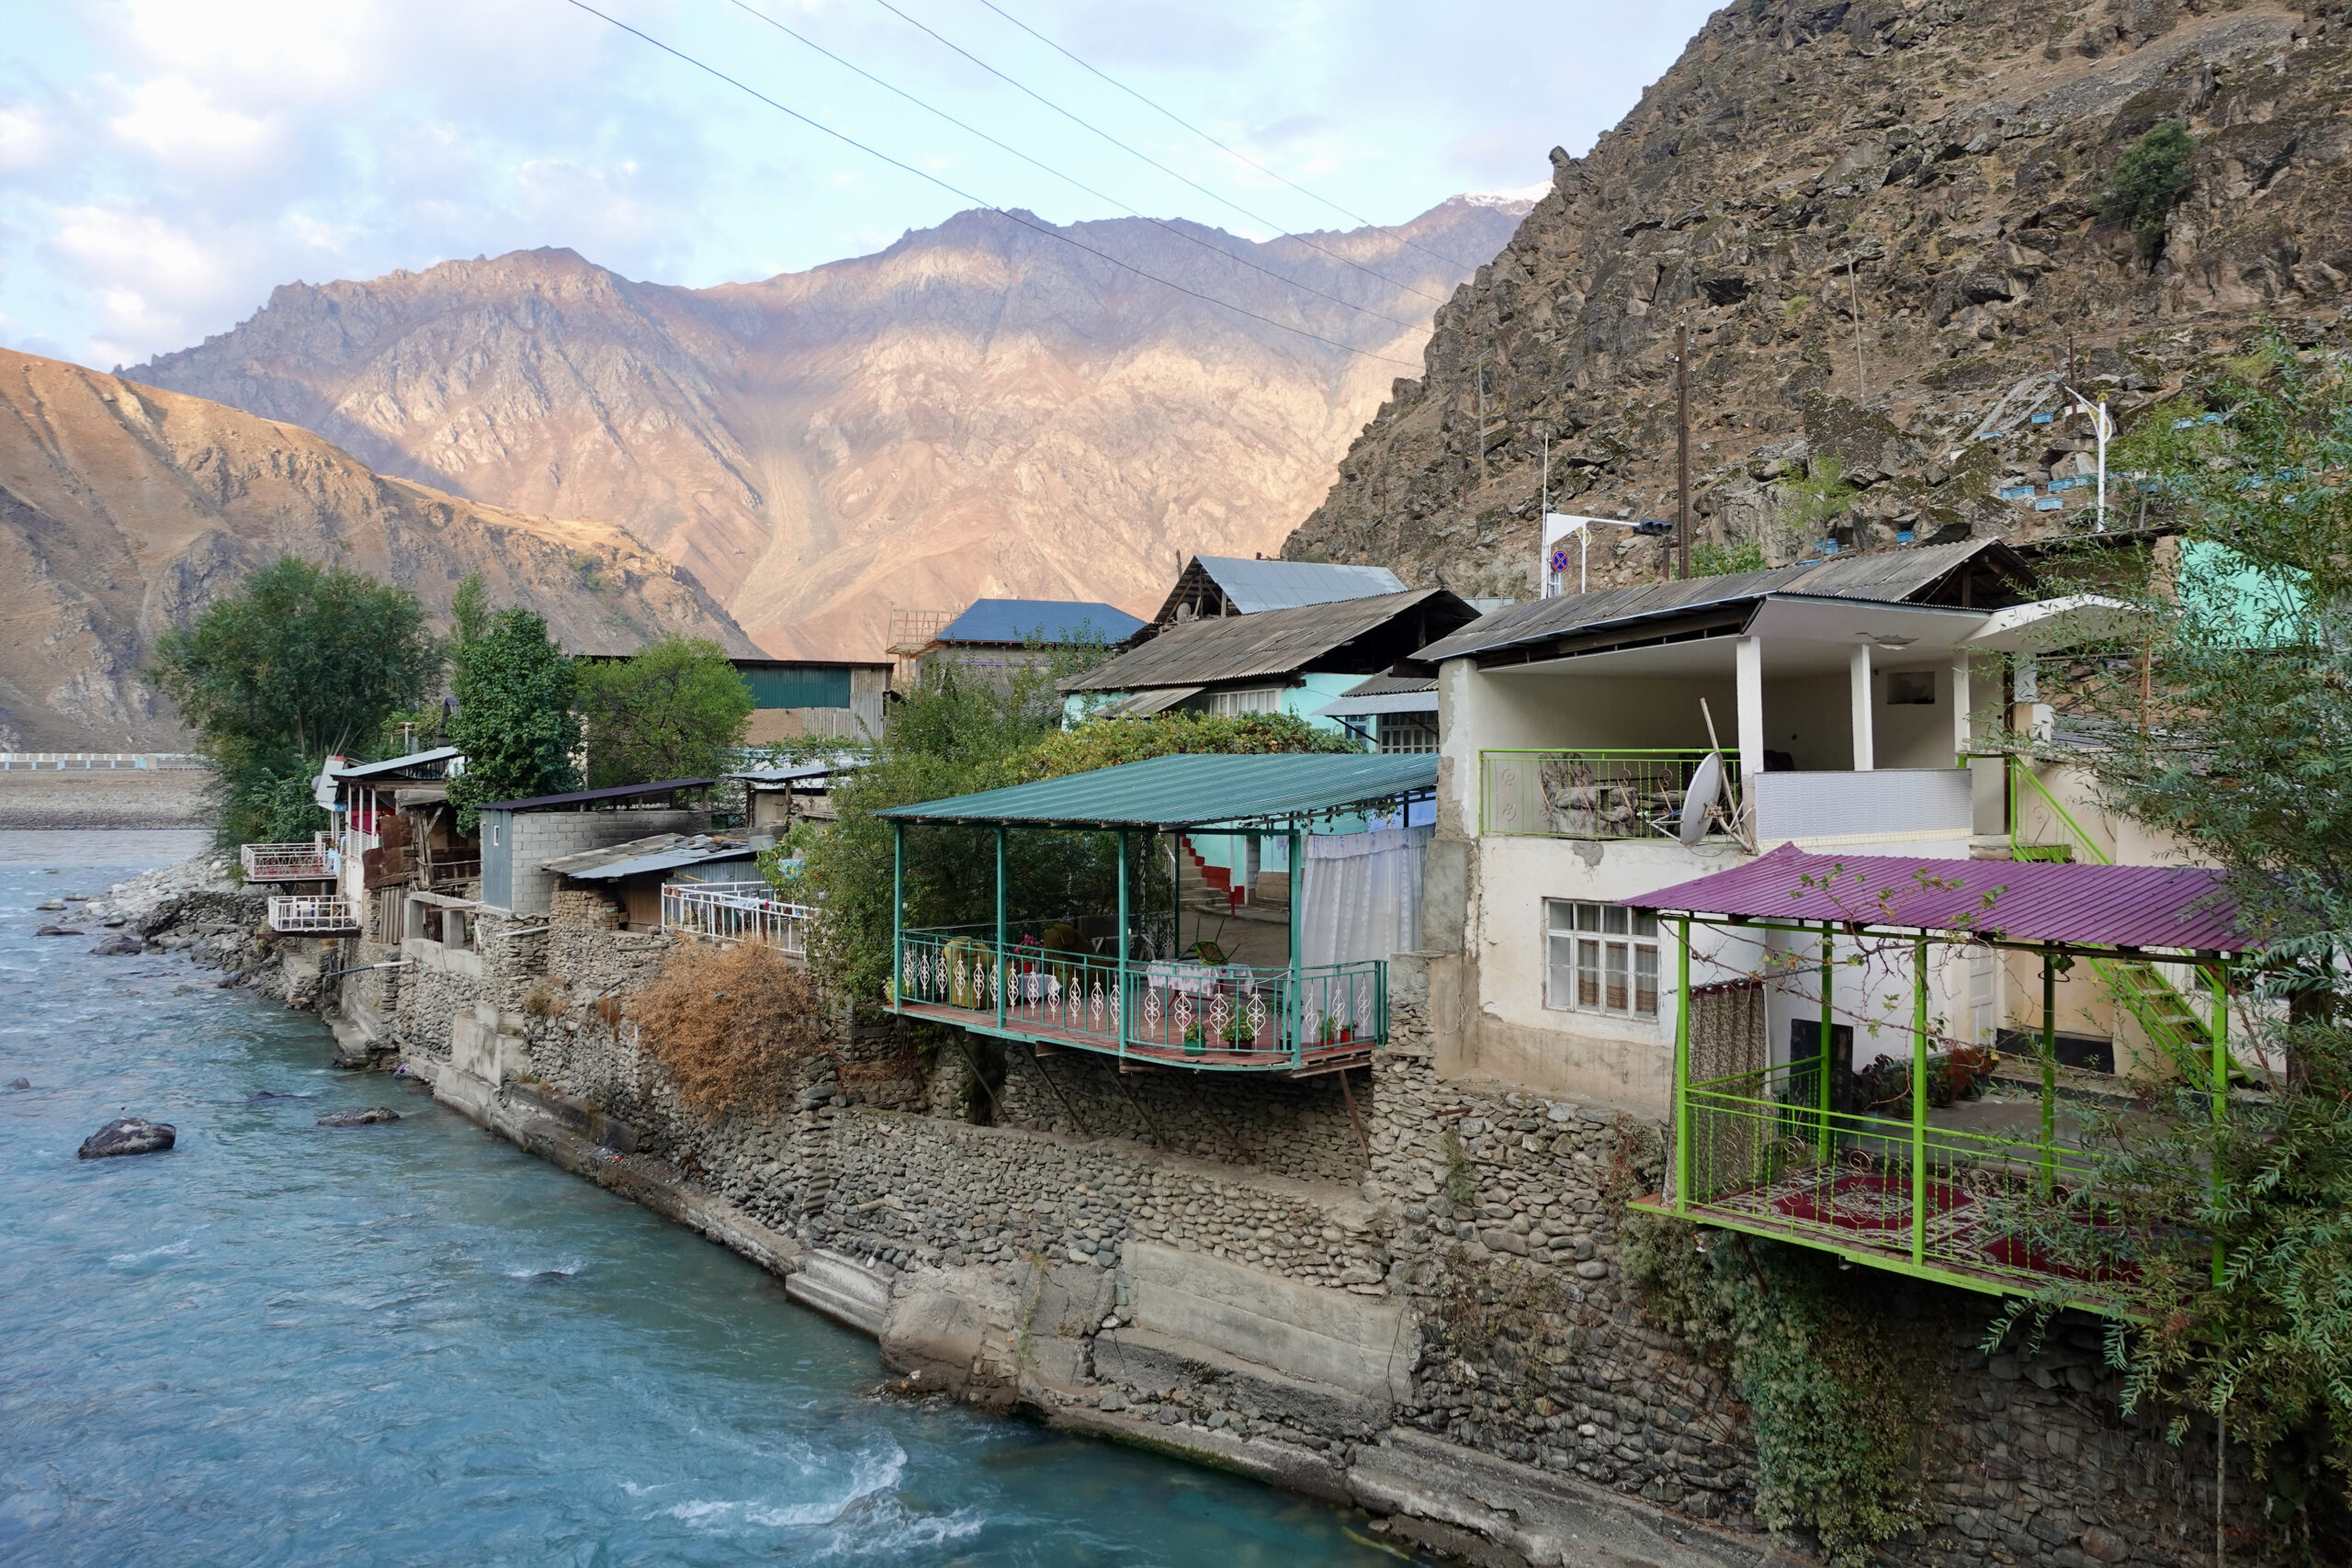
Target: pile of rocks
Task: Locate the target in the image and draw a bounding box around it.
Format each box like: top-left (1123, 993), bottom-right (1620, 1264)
top-left (84, 852), bottom-right (274, 980)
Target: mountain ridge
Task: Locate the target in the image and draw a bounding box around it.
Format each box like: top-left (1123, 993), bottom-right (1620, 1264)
top-left (131, 197), bottom-right (1527, 659)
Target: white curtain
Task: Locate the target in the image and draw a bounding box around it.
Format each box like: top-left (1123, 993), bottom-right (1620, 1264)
top-left (1299, 826), bottom-right (1431, 968)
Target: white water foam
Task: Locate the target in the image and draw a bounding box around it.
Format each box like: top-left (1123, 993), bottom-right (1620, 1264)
top-left (660, 1443), bottom-right (910, 1534)
top-left (107, 1238), bottom-right (193, 1265)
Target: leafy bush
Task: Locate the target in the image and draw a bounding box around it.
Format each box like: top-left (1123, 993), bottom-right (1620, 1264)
top-left (2106, 120), bottom-right (2195, 258)
top-left (575, 636), bottom-right (752, 788)
top-left (1690, 537), bottom-right (1768, 577)
top-left (1014, 710), bottom-right (1359, 779)
top-left (629, 941), bottom-right (827, 1114)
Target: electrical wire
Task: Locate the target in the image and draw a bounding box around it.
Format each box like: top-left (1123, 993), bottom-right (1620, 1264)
top-left (559, 0), bottom-right (1422, 368)
top-left (865, 0), bottom-right (1453, 308)
top-left (723, 0), bottom-right (1418, 332)
top-left (974, 0), bottom-right (1491, 276)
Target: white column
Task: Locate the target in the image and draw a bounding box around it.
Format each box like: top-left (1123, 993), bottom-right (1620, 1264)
top-left (1849, 644), bottom-right (1875, 772)
top-left (1950, 656), bottom-right (1972, 761)
top-left (1735, 636), bottom-right (1765, 786)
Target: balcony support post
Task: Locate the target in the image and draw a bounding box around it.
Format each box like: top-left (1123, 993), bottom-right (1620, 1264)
top-left (891, 821), bottom-right (904, 1011)
top-left (1850, 644), bottom-right (1876, 772)
top-left (2210, 959), bottom-right (2229, 1286)
top-left (1735, 637), bottom-right (1765, 799)
top-left (2041, 944), bottom-right (2058, 1197)
top-left (1911, 935), bottom-right (1928, 1265)
top-left (1288, 829), bottom-right (1304, 1069)
top-left (994, 826), bottom-right (1007, 1031)
top-left (1116, 828), bottom-right (1131, 1057)
top-left (1674, 916), bottom-right (1691, 1214)
top-left (1817, 923), bottom-right (1835, 1158)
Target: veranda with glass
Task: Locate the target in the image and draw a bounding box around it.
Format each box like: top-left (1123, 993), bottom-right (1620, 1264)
top-left (1627, 845), bottom-right (2251, 1303)
top-left (877, 752), bottom-right (1434, 1074)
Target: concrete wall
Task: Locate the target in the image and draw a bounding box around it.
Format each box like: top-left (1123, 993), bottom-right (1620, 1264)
top-left (481, 807), bottom-right (708, 914)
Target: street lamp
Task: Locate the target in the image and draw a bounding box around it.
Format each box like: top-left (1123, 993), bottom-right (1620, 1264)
top-left (2058, 382), bottom-right (2114, 530)
top-left (1543, 513), bottom-right (1675, 596)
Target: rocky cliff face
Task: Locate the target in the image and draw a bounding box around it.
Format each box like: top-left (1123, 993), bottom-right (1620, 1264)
top-left (1283, 1), bottom-right (2350, 592)
top-left (132, 199), bottom-right (1526, 659)
top-left (0, 348), bottom-right (757, 750)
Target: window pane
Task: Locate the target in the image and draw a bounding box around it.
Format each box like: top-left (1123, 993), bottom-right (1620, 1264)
top-left (1545, 899), bottom-right (1572, 935)
top-left (1603, 906), bottom-right (1629, 936)
top-left (1635, 946), bottom-right (1658, 1015)
top-left (1633, 911), bottom-right (1657, 939)
top-left (1547, 933), bottom-right (1574, 1008)
top-left (1577, 940), bottom-right (1600, 1007)
top-left (1576, 903), bottom-right (1602, 932)
top-left (1605, 942), bottom-right (1629, 1011)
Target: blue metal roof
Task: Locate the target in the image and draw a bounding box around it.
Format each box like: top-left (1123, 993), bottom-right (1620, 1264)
top-left (934, 598), bottom-right (1145, 647)
top-left (876, 751), bottom-right (1435, 829)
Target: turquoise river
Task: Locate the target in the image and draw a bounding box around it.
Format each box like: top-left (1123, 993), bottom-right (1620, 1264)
top-left (0, 836), bottom-right (1428, 1566)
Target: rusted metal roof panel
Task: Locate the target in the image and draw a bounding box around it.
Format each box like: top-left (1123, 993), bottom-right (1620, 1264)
top-left (1062, 588), bottom-right (1471, 693)
top-left (1417, 539), bottom-right (2025, 663)
top-left (1624, 843), bottom-right (2245, 953)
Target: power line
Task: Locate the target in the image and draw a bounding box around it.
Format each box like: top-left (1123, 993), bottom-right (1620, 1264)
top-left (724, 0), bottom-right (1418, 333)
top-left (559, 0), bottom-right (1422, 368)
top-left (975, 0), bottom-right (1489, 276)
top-left (865, 0), bottom-right (1453, 309)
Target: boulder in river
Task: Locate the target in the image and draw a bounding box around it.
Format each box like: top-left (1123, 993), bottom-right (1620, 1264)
top-left (88, 934), bottom-right (144, 956)
top-left (35, 899), bottom-right (64, 911)
top-left (317, 1107), bottom-right (401, 1128)
top-left (36, 925), bottom-right (85, 937)
top-left (7, 1077), bottom-right (30, 1090)
top-left (78, 1117), bottom-right (176, 1159)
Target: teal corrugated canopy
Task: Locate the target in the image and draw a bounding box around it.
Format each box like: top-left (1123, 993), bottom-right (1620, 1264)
top-left (876, 752), bottom-right (1436, 829)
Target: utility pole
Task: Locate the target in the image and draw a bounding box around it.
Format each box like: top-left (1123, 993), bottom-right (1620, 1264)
top-left (1848, 256), bottom-right (1867, 401)
top-left (1676, 325), bottom-right (1691, 581)
top-left (1476, 355), bottom-right (1487, 486)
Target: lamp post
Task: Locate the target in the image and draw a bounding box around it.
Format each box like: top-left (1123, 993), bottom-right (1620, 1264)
top-left (2059, 382), bottom-right (2113, 530)
top-left (1543, 513), bottom-right (1674, 596)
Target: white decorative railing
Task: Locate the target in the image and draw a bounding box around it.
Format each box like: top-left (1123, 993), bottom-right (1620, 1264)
top-left (266, 895), bottom-right (360, 933)
top-left (241, 837), bottom-right (335, 881)
top-left (661, 881), bottom-right (814, 957)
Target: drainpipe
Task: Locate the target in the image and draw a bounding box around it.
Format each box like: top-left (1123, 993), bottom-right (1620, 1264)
top-left (1115, 827), bottom-right (1130, 1057)
top-left (1288, 829), bottom-right (1303, 1068)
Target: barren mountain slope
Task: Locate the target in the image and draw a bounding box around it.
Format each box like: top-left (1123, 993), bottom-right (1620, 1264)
top-left (1283, 1), bottom-right (2352, 592)
top-left (132, 199), bottom-right (1526, 658)
top-left (0, 348), bottom-right (758, 750)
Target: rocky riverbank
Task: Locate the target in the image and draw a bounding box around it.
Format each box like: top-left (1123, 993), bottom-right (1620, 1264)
top-left (85, 852), bottom-right (310, 1003)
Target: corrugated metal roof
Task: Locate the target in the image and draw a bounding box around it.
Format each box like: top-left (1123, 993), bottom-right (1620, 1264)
top-left (1192, 556), bottom-right (1406, 613)
top-left (1091, 685), bottom-right (1203, 718)
top-left (933, 598), bottom-right (1146, 646)
top-left (334, 746), bottom-right (460, 780)
top-left (1063, 588), bottom-right (1473, 694)
top-left (1317, 671), bottom-right (1439, 718)
top-left (480, 778), bottom-right (712, 812)
top-left (876, 752), bottom-right (1437, 829)
top-left (544, 833), bottom-right (759, 881)
top-left (1625, 843), bottom-right (2244, 953)
top-left (728, 757), bottom-right (863, 786)
top-left (1417, 539), bottom-right (2028, 663)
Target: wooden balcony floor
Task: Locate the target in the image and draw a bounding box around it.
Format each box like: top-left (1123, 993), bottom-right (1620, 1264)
top-left (896, 1001), bottom-right (1374, 1077)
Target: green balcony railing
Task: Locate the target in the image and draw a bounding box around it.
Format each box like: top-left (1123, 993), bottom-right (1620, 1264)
top-left (894, 926), bottom-right (1385, 1071)
top-left (1480, 749), bottom-right (1739, 841)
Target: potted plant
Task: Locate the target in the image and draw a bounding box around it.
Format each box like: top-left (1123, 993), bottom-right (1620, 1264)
top-left (1183, 1021), bottom-right (1205, 1056)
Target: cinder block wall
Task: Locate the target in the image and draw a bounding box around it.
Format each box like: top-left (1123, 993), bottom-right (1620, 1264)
top-left (500, 808), bottom-right (709, 913)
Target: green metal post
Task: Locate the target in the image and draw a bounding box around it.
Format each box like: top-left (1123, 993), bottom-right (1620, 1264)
top-left (1674, 917), bottom-right (1691, 1214)
top-left (1116, 828), bottom-right (1131, 1055)
top-left (2210, 961), bottom-right (2229, 1287)
top-left (1288, 829), bottom-right (1303, 1067)
top-left (994, 825), bottom-right (1007, 1029)
top-left (890, 821), bottom-right (904, 1010)
top-left (2041, 944), bottom-right (2058, 1197)
top-left (1817, 923), bottom-right (1834, 1158)
top-left (1911, 935), bottom-right (1929, 1266)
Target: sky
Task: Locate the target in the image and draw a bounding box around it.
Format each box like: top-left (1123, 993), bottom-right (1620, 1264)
top-left (0, 0), bottom-right (1720, 371)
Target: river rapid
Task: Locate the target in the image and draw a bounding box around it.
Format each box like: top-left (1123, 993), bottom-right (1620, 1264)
top-left (0, 835), bottom-right (1425, 1567)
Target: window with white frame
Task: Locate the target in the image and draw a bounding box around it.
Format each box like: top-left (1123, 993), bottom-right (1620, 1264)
top-left (1208, 687), bottom-right (1283, 716)
top-left (1544, 899), bottom-right (1660, 1015)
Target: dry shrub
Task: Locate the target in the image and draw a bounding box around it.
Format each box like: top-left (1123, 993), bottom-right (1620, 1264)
top-left (522, 982), bottom-right (566, 1020)
top-left (629, 942), bottom-right (827, 1114)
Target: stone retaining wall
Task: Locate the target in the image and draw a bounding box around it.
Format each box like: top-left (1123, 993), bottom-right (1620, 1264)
top-left (349, 911), bottom-right (2257, 1568)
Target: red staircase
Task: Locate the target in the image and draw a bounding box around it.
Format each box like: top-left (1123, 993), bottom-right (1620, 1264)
top-left (1177, 835), bottom-right (1243, 911)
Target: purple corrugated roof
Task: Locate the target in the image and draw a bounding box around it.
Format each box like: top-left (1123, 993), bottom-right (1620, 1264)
top-left (1624, 843), bottom-right (2244, 953)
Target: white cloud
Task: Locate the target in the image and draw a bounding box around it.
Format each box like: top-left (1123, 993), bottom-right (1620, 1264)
top-left (0, 105), bottom-right (56, 174)
top-left (107, 76), bottom-right (280, 169)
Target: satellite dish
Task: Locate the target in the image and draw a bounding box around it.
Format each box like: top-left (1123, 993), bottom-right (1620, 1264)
top-left (1679, 753), bottom-right (1724, 847)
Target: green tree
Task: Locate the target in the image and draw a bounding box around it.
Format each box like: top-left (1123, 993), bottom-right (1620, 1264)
top-left (575, 637), bottom-right (753, 788)
top-left (149, 557), bottom-right (441, 845)
top-left (2019, 342), bottom-right (2352, 1540)
top-left (444, 607), bottom-right (580, 831)
top-left (2106, 120), bottom-right (2195, 259)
